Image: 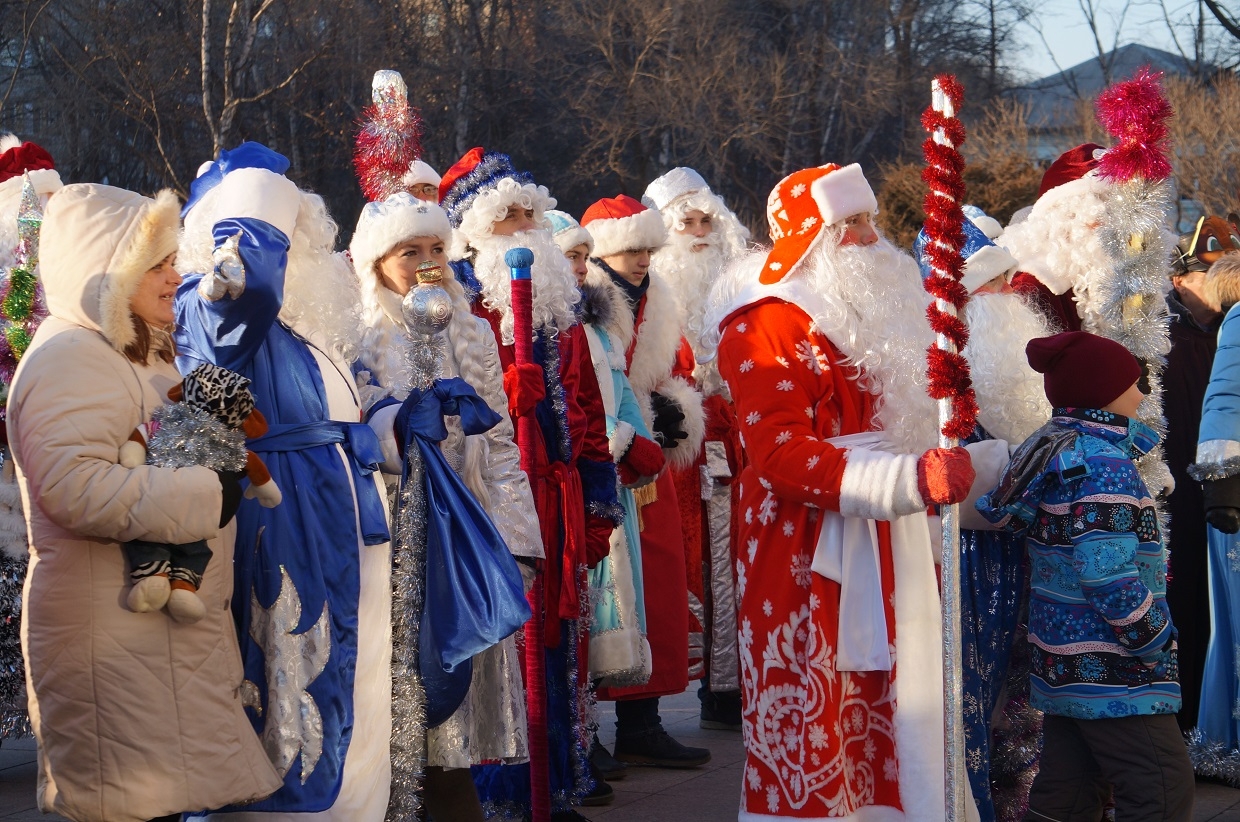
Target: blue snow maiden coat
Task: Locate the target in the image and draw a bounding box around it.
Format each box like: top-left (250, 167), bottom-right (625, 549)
top-left (976, 407), bottom-right (1181, 720)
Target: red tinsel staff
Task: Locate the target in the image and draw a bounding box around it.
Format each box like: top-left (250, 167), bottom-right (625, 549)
top-left (505, 247), bottom-right (551, 822)
top-left (920, 74), bottom-right (974, 822)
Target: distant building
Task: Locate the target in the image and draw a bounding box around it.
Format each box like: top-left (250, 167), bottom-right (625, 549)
top-left (1008, 44), bottom-right (1222, 230)
top-left (1010, 43), bottom-right (1213, 161)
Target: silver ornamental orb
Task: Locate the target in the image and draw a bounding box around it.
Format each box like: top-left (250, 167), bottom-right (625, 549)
top-left (402, 262), bottom-right (453, 336)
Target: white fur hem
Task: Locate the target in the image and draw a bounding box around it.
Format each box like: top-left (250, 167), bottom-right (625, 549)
top-left (838, 449), bottom-right (923, 521)
top-left (961, 244), bottom-right (1018, 294)
top-left (587, 207), bottom-right (668, 258)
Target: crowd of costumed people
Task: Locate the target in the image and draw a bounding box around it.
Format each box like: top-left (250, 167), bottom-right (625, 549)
top-left (0, 64), bottom-right (1238, 822)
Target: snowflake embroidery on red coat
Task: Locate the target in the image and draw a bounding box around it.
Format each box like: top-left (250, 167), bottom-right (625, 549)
top-left (791, 553), bottom-right (812, 587)
top-left (757, 491), bottom-right (778, 525)
top-left (777, 380), bottom-right (795, 391)
top-left (775, 430), bottom-right (792, 444)
top-left (740, 605), bottom-right (894, 812)
top-left (795, 339), bottom-right (830, 374)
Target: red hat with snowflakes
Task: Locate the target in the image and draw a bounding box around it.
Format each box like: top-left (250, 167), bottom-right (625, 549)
top-left (580, 194), bottom-right (667, 257)
top-left (759, 163), bottom-right (878, 284)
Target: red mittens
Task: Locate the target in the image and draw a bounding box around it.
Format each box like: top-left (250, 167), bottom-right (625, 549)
top-left (584, 513), bottom-right (615, 567)
top-left (503, 363), bottom-right (546, 419)
top-left (618, 434), bottom-right (665, 487)
top-left (916, 446), bottom-right (975, 506)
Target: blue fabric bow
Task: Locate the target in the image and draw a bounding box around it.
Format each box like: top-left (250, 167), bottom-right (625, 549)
top-left (396, 377), bottom-right (533, 727)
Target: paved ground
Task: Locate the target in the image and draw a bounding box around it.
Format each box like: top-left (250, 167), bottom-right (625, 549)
top-left (2, 686), bottom-right (1239, 820)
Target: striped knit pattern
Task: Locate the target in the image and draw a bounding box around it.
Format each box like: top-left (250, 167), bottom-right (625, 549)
top-left (439, 152), bottom-right (534, 228)
top-left (978, 408), bottom-right (1181, 720)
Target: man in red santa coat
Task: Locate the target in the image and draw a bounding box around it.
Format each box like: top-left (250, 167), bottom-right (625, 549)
top-left (580, 194), bottom-right (711, 769)
top-left (709, 163), bottom-right (974, 821)
top-left (438, 147), bottom-right (623, 819)
top-left (644, 167), bottom-right (750, 731)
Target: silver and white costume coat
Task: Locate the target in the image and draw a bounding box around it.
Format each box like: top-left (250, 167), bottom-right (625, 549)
top-left (358, 278), bottom-right (543, 768)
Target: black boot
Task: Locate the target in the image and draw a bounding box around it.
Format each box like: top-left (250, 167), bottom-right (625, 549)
top-left (613, 727), bottom-right (711, 768)
top-left (588, 734), bottom-right (627, 780)
top-left (699, 688), bottom-right (742, 731)
top-left (580, 760), bottom-right (615, 807)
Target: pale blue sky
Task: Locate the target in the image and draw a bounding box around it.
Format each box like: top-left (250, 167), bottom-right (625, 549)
top-left (1013, 0), bottom-right (1229, 81)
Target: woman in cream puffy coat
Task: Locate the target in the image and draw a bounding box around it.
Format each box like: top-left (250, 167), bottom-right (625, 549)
top-left (6, 183), bottom-right (281, 822)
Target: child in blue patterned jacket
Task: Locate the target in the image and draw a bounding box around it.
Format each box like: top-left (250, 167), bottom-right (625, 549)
top-left (977, 330), bottom-right (1193, 822)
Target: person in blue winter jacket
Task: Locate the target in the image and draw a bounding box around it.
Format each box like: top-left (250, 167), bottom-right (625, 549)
top-left (977, 330), bottom-right (1194, 822)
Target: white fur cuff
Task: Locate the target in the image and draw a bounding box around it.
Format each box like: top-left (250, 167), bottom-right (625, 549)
top-left (610, 419), bottom-right (636, 463)
top-left (838, 448), bottom-right (923, 521)
top-left (208, 167), bottom-right (300, 238)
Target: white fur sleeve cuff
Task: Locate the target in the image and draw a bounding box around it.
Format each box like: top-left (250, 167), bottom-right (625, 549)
top-left (367, 404), bottom-right (403, 475)
top-left (211, 167), bottom-right (300, 238)
top-left (838, 448), bottom-right (924, 521)
top-left (610, 420), bottom-right (636, 463)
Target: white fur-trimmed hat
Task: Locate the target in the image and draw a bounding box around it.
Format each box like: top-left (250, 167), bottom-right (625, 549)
top-left (642, 167), bottom-right (710, 212)
top-left (350, 192), bottom-right (451, 281)
top-left (546, 209), bottom-right (593, 255)
top-left (401, 159), bottom-right (441, 191)
top-left (580, 194), bottom-right (667, 258)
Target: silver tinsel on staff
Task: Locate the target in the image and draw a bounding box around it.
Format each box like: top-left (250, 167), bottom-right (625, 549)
top-left (387, 261), bottom-right (453, 822)
top-left (1088, 177), bottom-right (1175, 516)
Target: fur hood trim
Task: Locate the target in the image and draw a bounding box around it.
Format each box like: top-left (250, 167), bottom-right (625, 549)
top-left (580, 266), bottom-right (635, 351)
top-left (99, 189), bottom-right (181, 353)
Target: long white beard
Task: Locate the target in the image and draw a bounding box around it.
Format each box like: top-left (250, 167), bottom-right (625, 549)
top-left (962, 292), bottom-right (1052, 444)
top-left (798, 235), bottom-right (940, 454)
top-left (473, 229), bottom-right (582, 344)
top-left (653, 231), bottom-right (726, 357)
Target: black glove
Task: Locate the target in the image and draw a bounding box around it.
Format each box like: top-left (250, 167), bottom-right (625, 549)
top-left (216, 469), bottom-right (245, 527)
top-left (1204, 475), bottom-right (1240, 535)
top-left (650, 391), bottom-right (687, 449)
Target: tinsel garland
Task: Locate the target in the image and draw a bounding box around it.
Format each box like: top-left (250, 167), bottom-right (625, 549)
top-left (387, 266), bottom-right (452, 820)
top-left (387, 448), bottom-right (429, 822)
top-left (1084, 70), bottom-right (1176, 506)
top-left (920, 74), bottom-right (979, 441)
top-left (0, 545), bottom-right (29, 740)
top-left (0, 176), bottom-right (49, 394)
top-left (1185, 727), bottom-right (1240, 786)
top-left (354, 70), bottom-right (426, 203)
top-left (145, 404), bottom-right (248, 472)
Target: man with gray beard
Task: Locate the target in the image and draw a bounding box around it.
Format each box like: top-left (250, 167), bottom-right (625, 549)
top-left (917, 212), bottom-right (1051, 822)
top-left (710, 163), bottom-right (974, 821)
top-left (644, 168), bottom-right (750, 731)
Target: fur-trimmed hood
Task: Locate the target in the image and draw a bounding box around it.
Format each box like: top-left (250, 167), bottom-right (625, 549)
top-left (39, 184), bottom-right (180, 354)
top-left (585, 260), bottom-right (705, 468)
top-left (579, 273), bottom-right (634, 352)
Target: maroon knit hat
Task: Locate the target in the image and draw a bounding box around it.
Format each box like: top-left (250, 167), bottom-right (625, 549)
top-left (1037, 143), bottom-right (1105, 198)
top-left (1026, 331), bottom-right (1141, 410)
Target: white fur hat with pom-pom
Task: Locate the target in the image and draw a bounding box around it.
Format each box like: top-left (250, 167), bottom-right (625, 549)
top-left (349, 192), bottom-right (451, 281)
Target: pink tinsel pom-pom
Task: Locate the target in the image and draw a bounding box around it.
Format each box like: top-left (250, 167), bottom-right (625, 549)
top-left (1095, 66), bottom-right (1174, 184)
